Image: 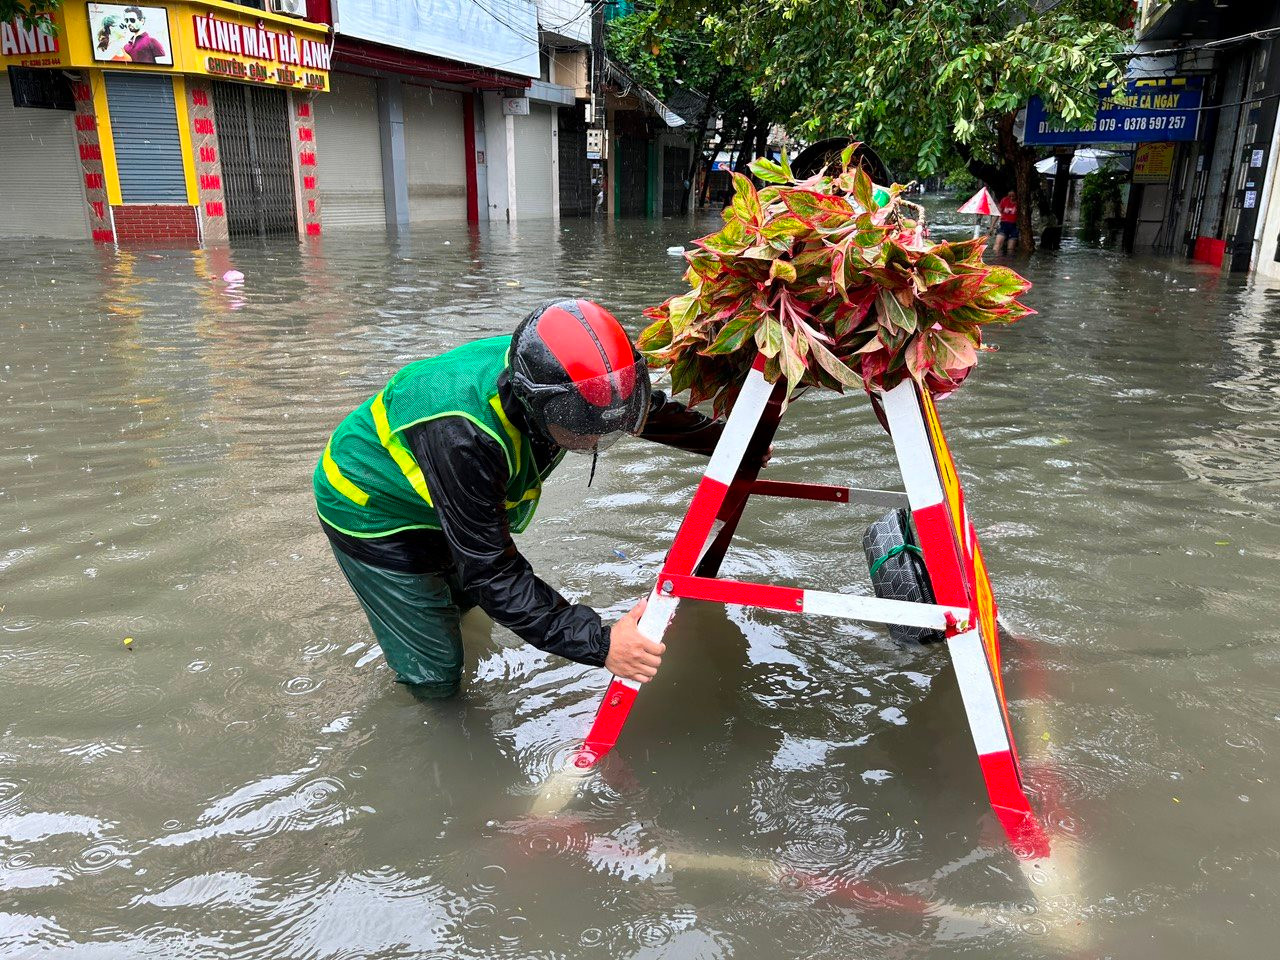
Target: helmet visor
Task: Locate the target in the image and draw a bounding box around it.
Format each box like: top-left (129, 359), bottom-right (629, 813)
top-left (517, 360), bottom-right (651, 453)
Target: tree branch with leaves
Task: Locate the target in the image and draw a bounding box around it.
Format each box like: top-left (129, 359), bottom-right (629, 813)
top-left (640, 0), bottom-right (1132, 251)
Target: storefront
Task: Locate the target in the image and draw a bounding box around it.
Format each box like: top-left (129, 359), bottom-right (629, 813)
top-left (513, 101), bottom-right (556, 219)
top-left (312, 0), bottom-right (540, 229)
top-left (0, 1), bottom-right (330, 244)
top-left (312, 71), bottom-right (383, 229)
top-left (0, 58), bottom-right (91, 240)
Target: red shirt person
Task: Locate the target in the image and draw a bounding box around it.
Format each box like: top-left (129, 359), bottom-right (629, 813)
top-left (121, 6), bottom-right (167, 64)
top-left (994, 190), bottom-right (1019, 254)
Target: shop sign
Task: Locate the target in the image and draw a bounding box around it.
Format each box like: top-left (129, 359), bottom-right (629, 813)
top-left (1025, 78), bottom-right (1203, 146)
top-left (2, 3), bottom-right (329, 92)
top-left (501, 96), bottom-right (529, 116)
top-left (337, 0), bottom-right (539, 79)
top-left (1132, 142), bottom-right (1175, 183)
top-left (0, 15), bottom-right (65, 68)
top-left (193, 12), bottom-right (330, 89)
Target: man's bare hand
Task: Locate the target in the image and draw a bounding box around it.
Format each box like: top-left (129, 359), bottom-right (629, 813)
top-left (604, 599), bottom-right (664, 683)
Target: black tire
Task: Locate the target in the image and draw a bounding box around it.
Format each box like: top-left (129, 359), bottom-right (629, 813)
top-left (791, 138), bottom-right (892, 184)
top-left (862, 508), bottom-right (944, 645)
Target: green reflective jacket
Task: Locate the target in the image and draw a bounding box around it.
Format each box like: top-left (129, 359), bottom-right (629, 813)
top-left (313, 336), bottom-right (546, 538)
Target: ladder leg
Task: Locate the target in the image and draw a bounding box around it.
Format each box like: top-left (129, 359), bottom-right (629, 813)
top-left (880, 381), bottom-right (1045, 856)
top-left (573, 360), bottom-right (778, 766)
top-left (695, 386), bottom-right (786, 578)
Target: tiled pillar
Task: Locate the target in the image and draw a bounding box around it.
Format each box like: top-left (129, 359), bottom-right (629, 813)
top-left (71, 77), bottom-right (114, 244)
top-left (185, 77), bottom-right (228, 245)
top-left (292, 93), bottom-right (321, 237)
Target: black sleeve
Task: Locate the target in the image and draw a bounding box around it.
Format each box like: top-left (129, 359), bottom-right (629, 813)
top-left (638, 389), bottom-right (724, 456)
top-left (405, 418), bottom-right (611, 667)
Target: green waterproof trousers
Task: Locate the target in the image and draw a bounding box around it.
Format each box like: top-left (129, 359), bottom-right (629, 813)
top-left (330, 546), bottom-right (475, 698)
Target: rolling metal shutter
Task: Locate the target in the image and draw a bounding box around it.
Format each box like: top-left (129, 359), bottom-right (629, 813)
top-left (212, 82), bottom-right (298, 239)
top-left (558, 106), bottom-right (591, 217)
top-left (404, 86), bottom-right (466, 222)
top-left (617, 135), bottom-right (648, 217)
top-left (104, 72), bottom-right (187, 203)
top-left (313, 73), bottom-right (385, 229)
top-left (514, 104), bottom-right (554, 219)
top-left (0, 73), bottom-right (90, 240)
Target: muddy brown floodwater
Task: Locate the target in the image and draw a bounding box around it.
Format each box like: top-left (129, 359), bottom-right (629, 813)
top-left (2, 207), bottom-right (1279, 959)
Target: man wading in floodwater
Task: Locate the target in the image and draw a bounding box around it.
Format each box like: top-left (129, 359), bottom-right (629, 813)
top-left (314, 299), bottom-right (723, 697)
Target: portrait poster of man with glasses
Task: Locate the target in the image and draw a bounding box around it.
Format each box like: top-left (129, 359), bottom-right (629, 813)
top-left (88, 4), bottom-right (173, 66)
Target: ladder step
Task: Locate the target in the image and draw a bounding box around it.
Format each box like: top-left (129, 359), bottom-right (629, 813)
top-left (750, 479), bottom-right (909, 508)
top-left (661, 574), bottom-right (969, 631)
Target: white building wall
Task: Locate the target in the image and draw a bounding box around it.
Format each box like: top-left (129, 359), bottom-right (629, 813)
top-left (1252, 120), bottom-right (1280, 281)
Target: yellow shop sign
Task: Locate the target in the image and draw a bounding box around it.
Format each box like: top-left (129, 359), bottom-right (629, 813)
top-left (0, 1), bottom-right (330, 92)
top-left (192, 10), bottom-right (330, 89)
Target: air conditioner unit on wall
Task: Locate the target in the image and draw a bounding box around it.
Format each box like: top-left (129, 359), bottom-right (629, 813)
top-left (269, 0), bottom-right (308, 17)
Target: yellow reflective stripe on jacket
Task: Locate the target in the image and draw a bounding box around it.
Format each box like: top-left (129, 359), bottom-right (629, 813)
top-left (371, 392), bottom-right (433, 506)
top-left (488, 395), bottom-right (540, 510)
top-left (488, 394), bottom-right (522, 475)
top-left (322, 441), bottom-right (370, 506)
top-left (504, 488), bottom-right (540, 509)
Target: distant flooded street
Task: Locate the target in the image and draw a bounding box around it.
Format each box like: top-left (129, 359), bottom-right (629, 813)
top-left (2, 209), bottom-right (1279, 958)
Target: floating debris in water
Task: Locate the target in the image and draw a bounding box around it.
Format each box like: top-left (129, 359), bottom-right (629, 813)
top-left (666, 246), bottom-right (685, 255)
top-left (123, 637), bottom-right (134, 651)
top-left (222, 270), bottom-right (244, 283)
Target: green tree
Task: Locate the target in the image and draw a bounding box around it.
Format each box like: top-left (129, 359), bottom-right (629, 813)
top-left (646, 0), bottom-right (1132, 252)
top-left (1, 0), bottom-right (60, 26)
top-left (606, 6), bottom-right (796, 211)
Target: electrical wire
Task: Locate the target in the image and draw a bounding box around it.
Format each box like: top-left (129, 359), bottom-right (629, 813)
top-left (1109, 25), bottom-right (1280, 61)
top-left (460, 0), bottom-right (606, 80)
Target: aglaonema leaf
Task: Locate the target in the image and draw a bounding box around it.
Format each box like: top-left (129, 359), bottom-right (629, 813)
top-left (978, 265), bottom-right (1033, 303)
top-left (637, 315), bottom-right (673, 353)
top-left (778, 327), bottom-right (807, 392)
top-left (769, 259), bottom-right (798, 283)
top-left (749, 156), bottom-right (791, 185)
top-left (701, 311), bottom-right (762, 355)
top-left (798, 321), bottom-right (861, 389)
top-left (633, 141), bottom-right (1031, 407)
top-left (731, 172), bottom-right (764, 228)
top-left (876, 288), bottom-right (918, 334)
top-left (755, 314), bottom-right (784, 358)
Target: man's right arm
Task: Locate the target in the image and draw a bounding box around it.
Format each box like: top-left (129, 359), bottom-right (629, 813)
top-left (405, 417), bottom-right (612, 664)
top-left (404, 417), bottom-right (664, 682)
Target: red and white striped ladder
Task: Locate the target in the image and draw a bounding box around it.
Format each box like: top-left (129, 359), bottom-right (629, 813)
top-left (571, 353), bottom-right (1049, 859)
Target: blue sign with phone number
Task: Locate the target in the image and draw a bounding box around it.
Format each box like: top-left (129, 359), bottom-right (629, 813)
top-left (1024, 78), bottom-right (1203, 146)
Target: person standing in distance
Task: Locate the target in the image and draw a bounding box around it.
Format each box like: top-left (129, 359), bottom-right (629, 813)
top-left (314, 299), bottom-right (724, 698)
top-left (993, 189), bottom-right (1019, 255)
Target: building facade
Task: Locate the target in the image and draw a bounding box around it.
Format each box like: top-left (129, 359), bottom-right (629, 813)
top-left (1134, 0), bottom-right (1280, 275)
top-left (0, 1), bottom-right (330, 243)
top-left (0, 0), bottom-right (686, 244)
top-left (302, 0), bottom-right (593, 231)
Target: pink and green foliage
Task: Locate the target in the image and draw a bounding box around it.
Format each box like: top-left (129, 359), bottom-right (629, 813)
top-left (636, 145), bottom-right (1034, 417)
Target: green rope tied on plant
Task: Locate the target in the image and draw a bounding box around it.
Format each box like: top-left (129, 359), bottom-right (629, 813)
top-left (868, 543), bottom-right (923, 579)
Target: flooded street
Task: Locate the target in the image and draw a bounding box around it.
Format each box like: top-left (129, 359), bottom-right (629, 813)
top-left (2, 209), bottom-right (1279, 958)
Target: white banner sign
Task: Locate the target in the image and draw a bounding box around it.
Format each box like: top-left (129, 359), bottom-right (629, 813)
top-left (337, 0), bottom-right (539, 79)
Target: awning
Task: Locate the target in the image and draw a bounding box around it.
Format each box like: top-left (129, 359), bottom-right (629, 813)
top-left (1035, 148), bottom-right (1133, 177)
top-left (604, 58), bottom-right (686, 127)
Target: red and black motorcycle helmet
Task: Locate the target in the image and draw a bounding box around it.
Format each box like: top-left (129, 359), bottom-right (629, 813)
top-left (509, 299), bottom-right (651, 452)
